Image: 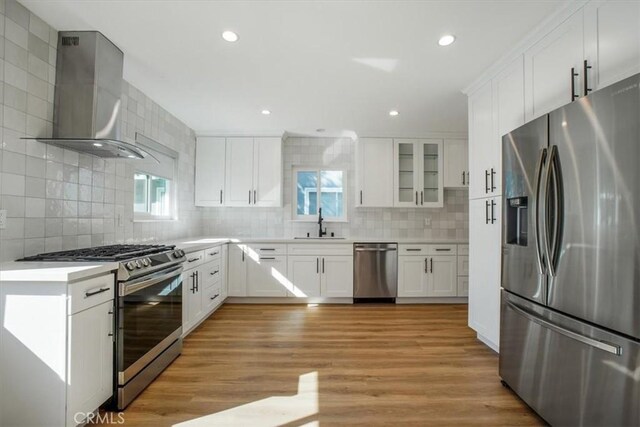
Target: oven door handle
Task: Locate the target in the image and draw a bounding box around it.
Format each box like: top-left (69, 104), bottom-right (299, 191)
top-left (120, 266), bottom-right (184, 296)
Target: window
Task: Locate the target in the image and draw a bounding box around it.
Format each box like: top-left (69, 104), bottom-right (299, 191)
top-left (134, 133), bottom-right (178, 221)
top-left (294, 168), bottom-right (346, 221)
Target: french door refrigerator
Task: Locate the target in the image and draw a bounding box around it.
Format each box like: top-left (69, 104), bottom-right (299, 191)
top-left (500, 73), bottom-right (640, 426)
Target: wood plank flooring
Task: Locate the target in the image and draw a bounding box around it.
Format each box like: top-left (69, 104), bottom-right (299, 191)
top-left (107, 304), bottom-right (543, 426)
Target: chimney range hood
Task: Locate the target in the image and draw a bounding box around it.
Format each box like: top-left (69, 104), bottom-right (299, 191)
top-left (25, 31), bottom-right (153, 160)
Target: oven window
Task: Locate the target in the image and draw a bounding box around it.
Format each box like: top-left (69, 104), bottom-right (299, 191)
top-left (120, 273), bottom-right (182, 373)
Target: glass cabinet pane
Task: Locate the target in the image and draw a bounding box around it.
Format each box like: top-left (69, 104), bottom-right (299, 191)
top-left (397, 142), bottom-right (415, 203)
top-left (423, 143), bottom-right (439, 203)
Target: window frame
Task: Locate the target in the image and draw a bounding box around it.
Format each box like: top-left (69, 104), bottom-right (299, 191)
top-left (292, 166), bottom-right (347, 222)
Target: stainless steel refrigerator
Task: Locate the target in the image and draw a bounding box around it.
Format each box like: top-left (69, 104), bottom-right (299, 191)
top-left (500, 73), bottom-right (640, 426)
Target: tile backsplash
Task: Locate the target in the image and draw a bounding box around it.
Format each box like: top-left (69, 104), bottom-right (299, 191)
top-left (0, 0), bottom-right (201, 262)
top-left (201, 137), bottom-right (469, 240)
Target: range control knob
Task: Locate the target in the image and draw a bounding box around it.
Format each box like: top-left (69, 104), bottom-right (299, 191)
top-left (142, 258), bottom-right (149, 267)
top-left (173, 250), bottom-right (182, 258)
top-left (126, 261), bottom-right (136, 271)
top-left (179, 249), bottom-right (185, 257)
top-left (135, 259), bottom-right (143, 269)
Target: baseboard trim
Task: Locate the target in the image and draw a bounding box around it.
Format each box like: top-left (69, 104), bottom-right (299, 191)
top-left (395, 297), bottom-right (468, 304)
top-left (226, 297), bottom-right (354, 304)
top-left (477, 332), bottom-right (500, 353)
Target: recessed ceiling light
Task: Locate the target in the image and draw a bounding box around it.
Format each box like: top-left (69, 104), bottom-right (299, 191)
top-left (389, 110), bottom-right (399, 117)
top-left (127, 155), bottom-right (136, 159)
top-left (438, 34), bottom-right (456, 46)
top-left (93, 142), bottom-right (103, 147)
top-left (222, 31), bottom-right (239, 42)
top-left (261, 109), bottom-right (271, 115)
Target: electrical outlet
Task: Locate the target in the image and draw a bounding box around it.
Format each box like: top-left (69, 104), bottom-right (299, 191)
top-left (424, 217), bottom-right (431, 227)
top-left (0, 210), bottom-right (6, 229)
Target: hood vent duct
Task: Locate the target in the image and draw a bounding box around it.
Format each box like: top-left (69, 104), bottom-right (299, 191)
top-left (24, 31), bottom-right (153, 160)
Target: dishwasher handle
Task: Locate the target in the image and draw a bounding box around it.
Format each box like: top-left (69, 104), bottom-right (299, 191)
top-left (355, 247), bottom-right (397, 252)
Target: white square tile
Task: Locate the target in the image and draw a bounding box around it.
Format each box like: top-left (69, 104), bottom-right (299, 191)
top-left (24, 196), bottom-right (44, 217)
top-left (1, 171), bottom-right (24, 195)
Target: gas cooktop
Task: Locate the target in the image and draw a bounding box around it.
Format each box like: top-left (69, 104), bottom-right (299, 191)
top-left (19, 244), bottom-right (179, 262)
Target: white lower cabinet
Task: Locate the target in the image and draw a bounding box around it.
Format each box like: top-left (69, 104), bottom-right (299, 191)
top-left (428, 256), bottom-right (458, 297)
top-left (67, 299), bottom-right (114, 427)
top-left (247, 255), bottom-right (288, 297)
top-left (228, 244), bottom-right (248, 296)
top-left (457, 277), bottom-right (469, 297)
top-left (398, 247), bottom-right (458, 297)
top-left (183, 266), bottom-right (203, 333)
top-left (287, 255), bottom-right (353, 298)
top-left (398, 256), bottom-right (428, 297)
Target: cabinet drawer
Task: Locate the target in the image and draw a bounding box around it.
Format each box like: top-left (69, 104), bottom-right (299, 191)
top-left (246, 243), bottom-right (287, 256)
top-left (203, 261), bottom-right (222, 289)
top-left (287, 244), bottom-right (352, 256)
top-left (204, 285), bottom-right (223, 311)
top-left (458, 245), bottom-right (469, 255)
top-left (399, 244), bottom-right (457, 256)
top-left (68, 274), bottom-right (115, 315)
top-left (458, 255), bottom-right (469, 276)
top-left (184, 250), bottom-right (205, 268)
top-left (204, 246), bottom-right (223, 262)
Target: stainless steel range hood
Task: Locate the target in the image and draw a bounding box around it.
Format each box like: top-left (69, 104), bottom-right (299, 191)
top-left (25, 31), bottom-right (151, 160)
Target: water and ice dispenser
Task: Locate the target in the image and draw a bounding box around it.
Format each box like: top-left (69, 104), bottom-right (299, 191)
top-left (506, 196), bottom-right (528, 246)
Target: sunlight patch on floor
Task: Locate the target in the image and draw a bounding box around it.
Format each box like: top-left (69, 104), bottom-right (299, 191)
top-left (173, 372), bottom-right (318, 427)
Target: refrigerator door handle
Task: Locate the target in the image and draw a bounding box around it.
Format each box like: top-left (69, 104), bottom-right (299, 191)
top-left (534, 148), bottom-right (548, 275)
top-left (543, 145), bottom-right (558, 277)
top-left (506, 300), bottom-right (621, 355)
top-left (550, 146), bottom-right (564, 276)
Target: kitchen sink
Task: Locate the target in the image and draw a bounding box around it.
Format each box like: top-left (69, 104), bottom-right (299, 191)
top-left (294, 237), bottom-right (346, 240)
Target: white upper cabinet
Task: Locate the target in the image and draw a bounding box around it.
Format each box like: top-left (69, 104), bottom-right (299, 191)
top-left (225, 137), bottom-right (255, 206)
top-left (356, 138), bottom-right (394, 207)
top-left (253, 137), bottom-right (282, 207)
top-left (443, 139), bottom-right (468, 188)
top-left (584, 0), bottom-right (640, 91)
top-left (524, 10), bottom-right (584, 120)
top-left (393, 139), bottom-right (444, 208)
top-left (494, 56), bottom-right (526, 138)
top-left (195, 137), bottom-right (226, 206)
top-left (468, 81), bottom-right (496, 200)
top-left (222, 136), bottom-right (283, 207)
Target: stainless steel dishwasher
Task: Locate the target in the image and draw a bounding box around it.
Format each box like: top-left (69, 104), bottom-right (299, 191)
top-left (354, 243), bottom-right (398, 302)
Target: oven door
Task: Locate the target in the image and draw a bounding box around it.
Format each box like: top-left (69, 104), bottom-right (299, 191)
top-left (117, 265), bottom-right (183, 385)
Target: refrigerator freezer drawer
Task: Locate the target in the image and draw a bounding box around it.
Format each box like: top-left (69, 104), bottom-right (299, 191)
top-left (500, 291), bottom-right (640, 426)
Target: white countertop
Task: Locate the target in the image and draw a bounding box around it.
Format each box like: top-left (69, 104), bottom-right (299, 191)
top-left (166, 236), bottom-right (468, 253)
top-left (0, 261), bottom-right (119, 283)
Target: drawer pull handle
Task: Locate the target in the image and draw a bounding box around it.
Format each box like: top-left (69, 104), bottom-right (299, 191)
top-left (85, 287), bottom-right (110, 298)
top-left (260, 257), bottom-right (276, 261)
top-left (435, 248), bottom-right (451, 252)
top-left (211, 270), bottom-right (219, 275)
top-left (188, 257), bottom-right (200, 263)
top-left (260, 248), bottom-right (276, 251)
top-left (209, 251), bottom-right (219, 256)
top-left (406, 248), bottom-right (422, 252)
top-left (210, 294), bottom-right (220, 301)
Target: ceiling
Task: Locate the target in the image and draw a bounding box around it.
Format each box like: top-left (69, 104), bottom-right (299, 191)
top-left (23, 0), bottom-right (564, 138)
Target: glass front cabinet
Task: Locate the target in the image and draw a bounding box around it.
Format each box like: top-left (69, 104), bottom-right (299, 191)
top-left (393, 139), bottom-right (444, 208)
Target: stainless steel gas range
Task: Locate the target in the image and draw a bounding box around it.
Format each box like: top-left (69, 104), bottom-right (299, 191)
top-left (20, 244), bottom-right (187, 409)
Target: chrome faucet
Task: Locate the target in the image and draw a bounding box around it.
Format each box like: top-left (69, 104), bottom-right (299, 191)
top-left (318, 207), bottom-right (327, 238)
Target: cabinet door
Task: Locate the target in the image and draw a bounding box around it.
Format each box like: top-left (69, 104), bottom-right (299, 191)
top-left (468, 80), bottom-right (494, 200)
top-left (183, 269), bottom-right (203, 332)
top-left (457, 277), bottom-right (469, 297)
top-left (225, 137), bottom-right (254, 206)
top-left (220, 244), bottom-right (228, 299)
top-left (524, 10), bottom-right (584, 120)
top-left (426, 256), bottom-right (457, 297)
top-left (584, 0), bottom-right (640, 90)
top-left (398, 256), bottom-right (428, 297)
top-left (419, 139), bottom-right (444, 207)
top-left (67, 300), bottom-right (113, 426)
top-left (443, 139), bottom-right (468, 188)
top-left (228, 244), bottom-right (247, 297)
top-left (393, 139), bottom-right (419, 207)
top-left (494, 56), bottom-right (525, 137)
top-left (468, 197), bottom-right (502, 348)
top-left (287, 256), bottom-right (321, 297)
top-left (195, 137), bottom-right (226, 206)
top-left (247, 256), bottom-right (289, 297)
top-left (253, 137), bottom-right (282, 207)
top-left (357, 138), bottom-right (394, 207)
top-left (321, 255), bottom-right (353, 297)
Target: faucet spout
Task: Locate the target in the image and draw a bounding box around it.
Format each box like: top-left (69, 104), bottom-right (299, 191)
top-left (318, 208), bottom-right (327, 237)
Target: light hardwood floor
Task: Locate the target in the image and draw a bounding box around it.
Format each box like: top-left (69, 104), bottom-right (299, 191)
top-left (109, 304), bottom-right (543, 426)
